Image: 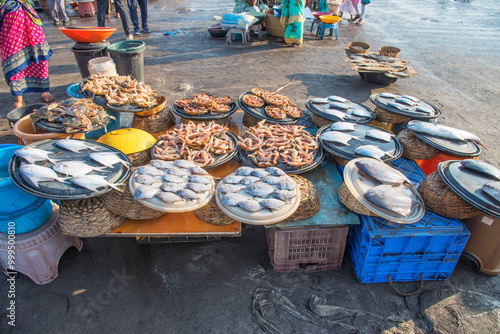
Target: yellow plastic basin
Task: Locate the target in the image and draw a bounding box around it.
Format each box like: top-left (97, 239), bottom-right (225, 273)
top-left (319, 15), bottom-right (342, 24)
top-left (97, 128), bottom-right (156, 154)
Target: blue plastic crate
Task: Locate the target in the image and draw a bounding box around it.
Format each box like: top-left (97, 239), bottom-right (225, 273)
top-left (348, 213), bottom-right (470, 283)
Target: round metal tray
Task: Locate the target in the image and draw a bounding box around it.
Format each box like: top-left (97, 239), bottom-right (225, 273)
top-left (238, 92), bottom-right (300, 125)
top-left (317, 123), bottom-right (403, 163)
top-left (370, 94), bottom-right (441, 120)
top-left (150, 131), bottom-right (238, 170)
top-left (171, 100), bottom-right (237, 121)
top-left (9, 139), bottom-right (132, 200)
top-left (305, 100), bottom-right (375, 124)
top-left (32, 115), bottom-right (108, 134)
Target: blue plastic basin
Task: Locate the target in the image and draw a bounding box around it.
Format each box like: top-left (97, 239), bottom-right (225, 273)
top-left (66, 83), bottom-right (85, 98)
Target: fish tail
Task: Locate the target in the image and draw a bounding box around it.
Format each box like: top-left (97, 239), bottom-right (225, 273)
top-left (478, 142), bottom-right (492, 154)
top-left (55, 177), bottom-right (68, 183)
top-left (109, 183), bottom-right (125, 192)
top-left (89, 146), bottom-right (100, 151)
top-left (48, 158), bottom-right (59, 164)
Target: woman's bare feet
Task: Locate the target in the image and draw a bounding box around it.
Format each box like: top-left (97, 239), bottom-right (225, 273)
top-left (41, 92), bottom-right (54, 102)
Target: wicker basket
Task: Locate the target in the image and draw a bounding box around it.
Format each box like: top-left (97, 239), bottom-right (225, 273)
top-left (379, 46), bottom-right (401, 58)
top-left (242, 111), bottom-right (262, 128)
top-left (264, 13), bottom-right (284, 37)
top-left (127, 148), bottom-right (152, 167)
top-left (194, 178), bottom-right (238, 225)
top-left (368, 119), bottom-right (392, 132)
top-left (374, 106), bottom-right (411, 123)
top-left (285, 175), bottom-right (321, 221)
top-left (397, 128), bottom-right (440, 160)
top-left (332, 154), bottom-right (350, 167)
top-left (135, 96), bottom-right (168, 117)
top-left (58, 197), bottom-right (126, 237)
top-left (311, 112), bottom-right (334, 128)
top-left (100, 182), bottom-right (165, 220)
top-left (348, 41), bottom-right (370, 53)
top-left (132, 108), bottom-right (176, 134)
top-left (419, 172), bottom-right (481, 219)
top-left (338, 182), bottom-right (376, 216)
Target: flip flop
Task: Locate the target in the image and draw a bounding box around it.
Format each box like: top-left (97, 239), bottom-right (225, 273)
top-left (348, 14), bottom-right (360, 22)
top-left (288, 43), bottom-right (300, 47)
top-left (276, 38), bottom-right (286, 43)
top-left (41, 92), bottom-right (54, 103)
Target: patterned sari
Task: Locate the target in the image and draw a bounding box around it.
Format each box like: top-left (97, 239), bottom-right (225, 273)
top-left (0, 0), bottom-right (52, 96)
top-left (280, 0), bottom-right (305, 45)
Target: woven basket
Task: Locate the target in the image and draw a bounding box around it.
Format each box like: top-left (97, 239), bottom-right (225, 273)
top-left (132, 108), bottom-right (176, 134)
top-left (194, 178), bottom-right (238, 225)
top-left (379, 46), bottom-right (401, 58)
top-left (397, 128), bottom-right (440, 160)
top-left (58, 197), bottom-right (126, 237)
top-left (135, 95), bottom-right (167, 117)
top-left (285, 175), bottom-right (321, 221)
top-left (368, 119), bottom-right (392, 132)
top-left (311, 112), bottom-right (334, 128)
top-left (348, 41), bottom-right (370, 53)
top-left (338, 182), bottom-right (376, 216)
top-left (242, 111), bottom-right (262, 128)
top-left (127, 148), bottom-right (151, 167)
top-left (100, 182), bottom-right (165, 220)
top-left (374, 106), bottom-right (411, 123)
top-left (180, 116), bottom-right (230, 127)
top-left (419, 172), bottom-right (481, 219)
top-left (332, 154), bottom-right (350, 167)
top-left (264, 13), bottom-right (285, 37)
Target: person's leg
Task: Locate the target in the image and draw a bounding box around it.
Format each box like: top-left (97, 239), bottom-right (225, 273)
top-left (114, 0), bottom-right (132, 37)
top-left (47, 0), bottom-right (60, 25)
top-left (55, 0), bottom-right (69, 22)
top-left (14, 96), bottom-right (24, 109)
top-left (96, 0), bottom-right (108, 27)
top-left (139, 0), bottom-right (149, 31)
top-left (349, 0), bottom-right (360, 21)
top-left (127, 0), bottom-right (140, 33)
top-left (357, 4), bottom-right (367, 24)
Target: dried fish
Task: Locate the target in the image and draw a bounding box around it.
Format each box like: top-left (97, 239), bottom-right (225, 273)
top-left (380, 93), bottom-right (398, 99)
top-left (364, 184), bottom-right (413, 217)
top-left (223, 175), bottom-right (245, 184)
top-left (323, 109), bottom-right (347, 120)
top-left (407, 122), bottom-right (487, 149)
top-left (56, 138), bottom-right (98, 153)
top-left (244, 182), bottom-right (276, 197)
top-left (355, 159), bottom-right (407, 186)
top-left (402, 95), bottom-right (419, 103)
top-left (276, 179), bottom-right (297, 191)
top-left (162, 174), bottom-right (186, 183)
top-left (483, 181), bottom-right (500, 202)
top-left (156, 191), bottom-right (185, 203)
top-left (165, 167), bottom-right (191, 177)
top-left (321, 131), bottom-right (361, 145)
top-left (220, 193), bottom-right (248, 206)
top-left (218, 183), bottom-right (245, 194)
top-left (327, 95), bottom-right (349, 103)
top-left (240, 176), bottom-right (260, 185)
top-left (461, 160), bottom-right (500, 180)
top-left (235, 166), bottom-right (255, 176)
top-left (271, 189), bottom-right (296, 201)
top-left (259, 198), bottom-right (287, 209)
top-left (395, 97), bottom-right (417, 106)
top-left (71, 175), bottom-right (124, 192)
top-left (265, 167), bottom-right (286, 176)
top-left (365, 129), bottom-right (393, 143)
top-left (186, 182), bottom-right (211, 193)
top-left (187, 175), bottom-right (212, 184)
top-left (251, 169), bottom-right (271, 178)
top-left (330, 122), bottom-right (356, 132)
top-left (261, 175), bottom-right (286, 185)
top-left (150, 160), bottom-right (174, 169)
top-left (160, 182), bottom-right (186, 193)
top-left (15, 147), bottom-right (58, 164)
top-left (189, 166), bottom-right (209, 175)
top-left (177, 188), bottom-right (201, 200)
top-left (238, 199), bottom-right (262, 212)
top-left (388, 101), bottom-right (412, 111)
top-left (90, 152), bottom-right (130, 168)
top-left (20, 164), bottom-right (66, 188)
top-left (133, 185), bottom-right (159, 199)
top-left (329, 102), bottom-right (351, 110)
top-left (355, 145), bottom-right (389, 160)
top-left (52, 161), bottom-right (105, 177)
top-left (311, 97), bottom-right (329, 104)
top-left (173, 159), bottom-right (198, 169)
top-left (136, 165), bottom-right (163, 176)
top-left (351, 108), bottom-right (372, 118)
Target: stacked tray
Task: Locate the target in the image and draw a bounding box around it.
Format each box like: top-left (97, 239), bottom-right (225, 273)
top-left (370, 93), bottom-right (441, 120)
top-left (239, 92), bottom-right (300, 125)
top-left (305, 96), bottom-right (375, 124)
top-left (172, 94), bottom-right (238, 122)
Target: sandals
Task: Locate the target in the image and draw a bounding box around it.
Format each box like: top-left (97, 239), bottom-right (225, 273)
top-left (356, 19), bottom-right (364, 25)
top-left (288, 43), bottom-right (300, 47)
top-left (41, 92), bottom-right (54, 103)
top-left (348, 14), bottom-right (360, 22)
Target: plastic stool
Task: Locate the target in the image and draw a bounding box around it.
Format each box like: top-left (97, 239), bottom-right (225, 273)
top-left (78, 1), bottom-right (95, 17)
top-left (226, 27), bottom-right (251, 45)
top-left (0, 205), bottom-right (83, 285)
top-left (310, 18), bottom-right (321, 33)
top-left (316, 22), bottom-right (339, 40)
top-left (249, 23), bottom-right (263, 39)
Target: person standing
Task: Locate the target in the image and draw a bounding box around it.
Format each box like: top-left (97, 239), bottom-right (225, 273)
top-left (280, 0), bottom-right (305, 47)
top-left (352, 0), bottom-right (369, 25)
top-left (128, 0), bottom-right (151, 35)
top-left (96, 0), bottom-right (133, 40)
top-left (233, 0), bottom-right (268, 14)
top-left (47, 0), bottom-right (70, 26)
top-left (0, 0), bottom-right (54, 110)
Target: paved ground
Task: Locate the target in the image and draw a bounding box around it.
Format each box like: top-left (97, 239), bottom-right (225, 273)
top-left (1, 0), bottom-right (500, 333)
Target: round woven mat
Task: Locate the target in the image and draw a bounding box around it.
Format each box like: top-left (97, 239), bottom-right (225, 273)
top-left (374, 106), bottom-right (411, 123)
top-left (58, 197), bottom-right (126, 237)
top-left (311, 112), bottom-right (334, 128)
top-left (132, 108), bottom-right (176, 134)
top-left (194, 178), bottom-right (238, 226)
top-left (338, 182), bottom-right (376, 216)
top-left (285, 175), bottom-right (320, 221)
top-left (100, 182), bottom-right (165, 220)
top-left (419, 171), bottom-right (481, 219)
top-left (397, 128), bottom-right (440, 160)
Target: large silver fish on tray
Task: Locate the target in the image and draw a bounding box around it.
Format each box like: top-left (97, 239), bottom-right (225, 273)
top-left (321, 131), bottom-right (361, 145)
top-left (323, 108), bottom-right (347, 120)
top-left (461, 159), bottom-right (500, 180)
top-left (15, 147), bottom-right (58, 164)
top-left (90, 152), bottom-right (130, 167)
top-left (365, 129), bottom-right (393, 143)
top-left (327, 95), bottom-right (349, 103)
top-left (483, 181), bottom-right (500, 202)
top-left (364, 184), bottom-right (413, 217)
top-left (379, 92), bottom-right (398, 99)
top-left (52, 161), bottom-right (105, 177)
top-left (71, 175), bottom-right (124, 192)
top-left (355, 159), bottom-right (407, 186)
top-left (355, 145), bottom-right (390, 160)
top-left (56, 138), bottom-right (98, 153)
top-left (20, 164), bottom-right (66, 188)
top-left (407, 122), bottom-right (488, 150)
top-left (330, 122), bottom-right (356, 132)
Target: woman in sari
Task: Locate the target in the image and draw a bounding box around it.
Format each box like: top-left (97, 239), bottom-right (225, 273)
top-left (280, 0), bottom-right (305, 47)
top-left (0, 0), bottom-right (53, 110)
top-left (233, 0), bottom-right (268, 14)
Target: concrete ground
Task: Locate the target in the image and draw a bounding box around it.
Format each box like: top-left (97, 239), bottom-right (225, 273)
top-left (1, 0), bottom-right (500, 333)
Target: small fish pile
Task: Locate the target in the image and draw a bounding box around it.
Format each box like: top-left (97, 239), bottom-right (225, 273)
top-left (30, 98), bottom-right (115, 133)
top-left (83, 74), bottom-right (157, 108)
top-left (218, 166), bottom-right (298, 213)
top-left (242, 88), bottom-right (302, 120)
top-left (345, 51), bottom-right (417, 77)
top-left (131, 159), bottom-right (214, 205)
top-left (175, 94), bottom-right (234, 116)
top-left (310, 96), bottom-right (372, 121)
top-left (153, 121), bottom-right (234, 167)
top-left (238, 120), bottom-right (318, 168)
top-left (376, 93), bottom-right (436, 116)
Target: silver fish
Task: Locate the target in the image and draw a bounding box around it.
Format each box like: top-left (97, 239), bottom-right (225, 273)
top-left (355, 145), bottom-right (389, 160)
top-left (365, 129), bottom-right (393, 143)
top-left (173, 159), bottom-right (198, 169)
top-left (251, 169), bottom-right (271, 178)
top-left (244, 182), bottom-right (276, 197)
top-left (240, 176), bottom-right (260, 185)
top-left (187, 175), bottom-right (212, 184)
top-left (133, 184), bottom-right (159, 199)
top-left (20, 164), bottom-right (66, 188)
top-left (388, 101), bottom-right (412, 111)
top-left (156, 191), bottom-right (185, 203)
top-left (265, 167), bottom-right (286, 176)
top-left (483, 181), bottom-right (500, 202)
top-left (414, 106), bottom-right (433, 114)
top-left (165, 167), bottom-right (190, 177)
top-left (52, 161), bottom-right (105, 177)
top-left (329, 102), bottom-right (351, 110)
top-left (461, 160), bottom-right (500, 180)
top-left (327, 95), bottom-right (349, 103)
top-left (259, 198), bottom-right (287, 209)
top-left (261, 175), bottom-right (286, 185)
top-left (395, 97), bottom-right (417, 106)
top-left (160, 182), bottom-right (186, 193)
top-left (90, 152), bottom-right (130, 168)
top-left (272, 189), bottom-right (296, 201)
top-left (407, 122), bottom-right (486, 149)
top-left (330, 122), bottom-right (356, 132)
top-left (379, 92), bottom-right (398, 99)
top-left (351, 108), bottom-right (372, 118)
top-left (15, 147), bottom-right (58, 164)
top-left (276, 179), bottom-right (297, 191)
top-left (364, 185), bottom-right (413, 217)
top-left (55, 139), bottom-right (98, 153)
top-left (220, 193), bottom-right (248, 206)
top-left (136, 165), bottom-right (163, 176)
top-left (218, 183), bottom-right (245, 194)
top-left (321, 131), bottom-right (361, 145)
top-left (150, 160), bottom-right (174, 169)
top-left (223, 175), bottom-right (245, 184)
top-left (177, 188), bottom-right (200, 200)
top-left (189, 166), bottom-right (209, 175)
top-left (135, 174), bottom-right (162, 186)
top-left (162, 174), bottom-right (186, 183)
top-left (71, 175), bottom-right (124, 192)
top-left (238, 199), bottom-right (262, 212)
top-left (186, 182), bottom-right (211, 193)
top-left (323, 109), bottom-right (346, 120)
top-left (235, 166), bottom-right (255, 176)
top-left (402, 95), bottom-right (420, 103)
top-left (311, 97), bottom-right (329, 104)
top-left (355, 160), bottom-right (407, 186)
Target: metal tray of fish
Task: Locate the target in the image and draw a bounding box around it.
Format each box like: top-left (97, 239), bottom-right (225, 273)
top-left (9, 139), bottom-right (132, 200)
top-left (438, 160), bottom-right (500, 219)
top-left (370, 93), bottom-right (441, 120)
top-left (408, 126), bottom-right (481, 157)
top-left (237, 146), bottom-right (324, 175)
top-left (305, 99), bottom-right (375, 124)
top-left (171, 101), bottom-right (238, 120)
top-left (78, 79), bottom-right (153, 113)
top-left (344, 158), bottom-right (425, 224)
top-left (33, 117), bottom-right (108, 134)
top-left (317, 124), bottom-right (403, 163)
top-left (238, 92), bottom-right (299, 125)
top-left (150, 131), bottom-right (239, 170)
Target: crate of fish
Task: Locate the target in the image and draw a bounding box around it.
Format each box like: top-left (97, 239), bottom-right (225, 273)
top-left (266, 226), bottom-right (349, 272)
top-left (348, 212), bottom-right (470, 283)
